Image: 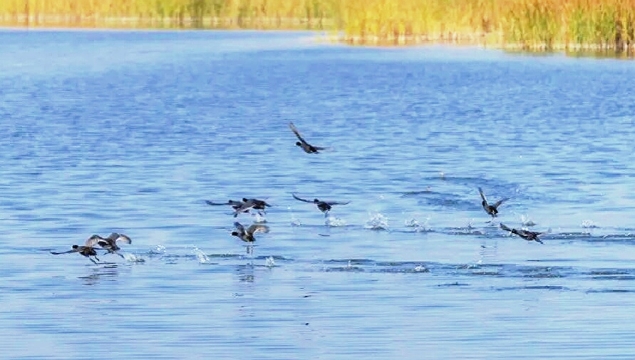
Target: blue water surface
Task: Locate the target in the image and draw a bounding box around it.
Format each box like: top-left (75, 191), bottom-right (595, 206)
top-left (1, 29), bottom-right (635, 359)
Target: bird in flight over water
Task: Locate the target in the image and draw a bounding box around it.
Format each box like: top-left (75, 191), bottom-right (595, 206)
top-left (90, 232), bottom-right (132, 258)
top-left (50, 236), bottom-right (102, 264)
top-left (478, 187), bottom-right (509, 218)
top-left (292, 193), bottom-right (350, 217)
top-left (231, 222), bottom-right (270, 243)
top-left (499, 223), bottom-right (545, 244)
top-left (206, 198), bottom-right (271, 217)
top-left (289, 122), bottom-right (326, 154)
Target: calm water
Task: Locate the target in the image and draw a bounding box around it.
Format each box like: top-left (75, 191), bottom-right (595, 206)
top-left (2, 29), bottom-right (635, 359)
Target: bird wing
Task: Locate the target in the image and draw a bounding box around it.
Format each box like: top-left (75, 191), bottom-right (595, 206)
top-left (292, 193), bottom-right (313, 203)
top-left (84, 237), bottom-right (100, 247)
top-left (233, 203), bottom-right (255, 217)
top-left (326, 200), bottom-right (351, 205)
top-left (247, 224), bottom-right (270, 235)
top-left (205, 200), bottom-right (227, 206)
top-left (116, 234), bottom-right (132, 244)
top-left (499, 223), bottom-right (512, 232)
top-left (254, 199), bottom-right (272, 207)
top-left (234, 222), bottom-right (246, 234)
top-left (96, 239), bottom-right (112, 248)
top-left (492, 197), bottom-right (509, 208)
top-left (50, 249), bottom-right (76, 255)
top-left (289, 122), bottom-right (309, 145)
top-left (477, 187), bottom-right (488, 204)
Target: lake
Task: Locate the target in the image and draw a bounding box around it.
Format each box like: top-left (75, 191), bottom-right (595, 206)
top-left (1, 29), bottom-right (635, 359)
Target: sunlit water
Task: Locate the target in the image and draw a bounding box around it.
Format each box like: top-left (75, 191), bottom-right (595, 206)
top-left (2, 29), bottom-right (635, 359)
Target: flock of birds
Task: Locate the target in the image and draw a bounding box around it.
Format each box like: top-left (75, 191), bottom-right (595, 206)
top-left (50, 122), bottom-right (545, 264)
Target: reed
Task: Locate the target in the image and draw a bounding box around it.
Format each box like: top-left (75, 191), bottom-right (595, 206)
top-left (1, 0), bottom-right (634, 52)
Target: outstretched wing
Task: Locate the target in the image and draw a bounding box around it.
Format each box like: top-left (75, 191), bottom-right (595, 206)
top-left (292, 193), bottom-right (313, 203)
top-left (247, 224), bottom-right (270, 235)
top-left (326, 200), bottom-right (351, 206)
top-left (499, 223), bottom-right (512, 232)
top-left (84, 237), bottom-right (100, 247)
top-left (205, 200), bottom-right (226, 206)
top-left (289, 122), bottom-right (309, 145)
top-left (492, 197), bottom-right (509, 208)
top-left (234, 222), bottom-right (246, 234)
top-left (477, 187), bottom-right (488, 204)
top-left (233, 203), bottom-right (255, 217)
top-left (50, 249), bottom-right (76, 255)
top-left (116, 234), bottom-right (132, 245)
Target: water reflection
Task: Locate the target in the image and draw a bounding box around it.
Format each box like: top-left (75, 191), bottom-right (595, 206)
top-left (78, 263), bottom-right (120, 286)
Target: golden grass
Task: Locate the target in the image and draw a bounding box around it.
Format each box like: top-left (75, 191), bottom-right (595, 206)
top-left (1, 0), bottom-right (634, 51)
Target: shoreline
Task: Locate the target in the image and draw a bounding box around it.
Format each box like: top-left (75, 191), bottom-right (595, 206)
top-left (1, 18), bottom-right (634, 58)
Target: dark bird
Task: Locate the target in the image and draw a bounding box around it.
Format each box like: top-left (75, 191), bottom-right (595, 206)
top-left (91, 233), bottom-right (132, 258)
top-left (242, 198), bottom-right (272, 211)
top-left (206, 199), bottom-right (250, 215)
top-left (205, 199), bottom-right (245, 210)
top-left (50, 236), bottom-right (101, 264)
top-left (231, 222), bottom-right (270, 243)
top-left (289, 122), bottom-right (325, 154)
top-left (500, 223), bottom-right (544, 244)
top-left (478, 187), bottom-right (509, 218)
top-left (232, 198), bottom-right (272, 218)
top-left (206, 198), bottom-right (271, 217)
top-left (292, 193), bottom-right (350, 217)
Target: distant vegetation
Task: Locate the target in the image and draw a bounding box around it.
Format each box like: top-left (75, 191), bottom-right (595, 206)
top-left (1, 0), bottom-right (634, 53)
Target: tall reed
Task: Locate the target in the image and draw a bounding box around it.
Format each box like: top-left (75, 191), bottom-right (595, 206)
top-left (1, 0), bottom-right (634, 51)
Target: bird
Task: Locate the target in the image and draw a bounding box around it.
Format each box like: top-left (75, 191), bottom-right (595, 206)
top-left (242, 198), bottom-right (272, 211)
top-left (206, 199), bottom-right (250, 215)
top-left (205, 199), bottom-right (245, 210)
top-left (499, 223), bottom-right (544, 244)
top-left (206, 198), bottom-right (271, 217)
top-left (90, 233), bottom-right (132, 258)
top-left (291, 193), bottom-right (350, 217)
top-left (50, 236), bottom-right (102, 264)
top-left (289, 122), bottom-right (325, 154)
top-left (231, 222), bottom-right (270, 243)
top-left (478, 187), bottom-right (509, 218)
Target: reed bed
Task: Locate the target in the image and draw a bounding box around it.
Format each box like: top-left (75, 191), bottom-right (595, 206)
top-left (1, 0), bottom-right (634, 52)
top-left (0, 0), bottom-right (339, 29)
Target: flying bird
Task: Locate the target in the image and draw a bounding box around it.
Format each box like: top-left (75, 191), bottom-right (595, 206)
top-left (231, 222), bottom-right (270, 243)
top-left (289, 122), bottom-right (325, 154)
top-left (50, 236), bottom-right (102, 264)
top-left (90, 233), bottom-right (132, 258)
top-left (206, 198), bottom-right (271, 217)
top-left (292, 193), bottom-right (350, 217)
top-left (500, 223), bottom-right (545, 244)
top-left (478, 187), bottom-right (509, 218)
top-left (205, 199), bottom-right (245, 211)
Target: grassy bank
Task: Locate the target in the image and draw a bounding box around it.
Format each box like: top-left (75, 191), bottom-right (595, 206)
top-left (0, 0), bottom-right (339, 29)
top-left (1, 0), bottom-right (634, 52)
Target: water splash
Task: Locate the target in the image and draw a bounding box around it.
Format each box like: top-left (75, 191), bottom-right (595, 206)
top-left (193, 247), bottom-right (210, 264)
top-left (581, 220), bottom-right (599, 229)
top-left (325, 216), bottom-right (346, 227)
top-left (123, 253), bottom-right (145, 263)
top-left (265, 256), bottom-right (276, 268)
top-left (520, 214), bottom-right (537, 227)
top-left (288, 206), bottom-right (301, 226)
top-left (149, 245), bottom-right (166, 256)
top-left (365, 212), bottom-right (389, 230)
top-left (404, 216), bottom-right (430, 232)
top-left (414, 264), bottom-right (428, 272)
